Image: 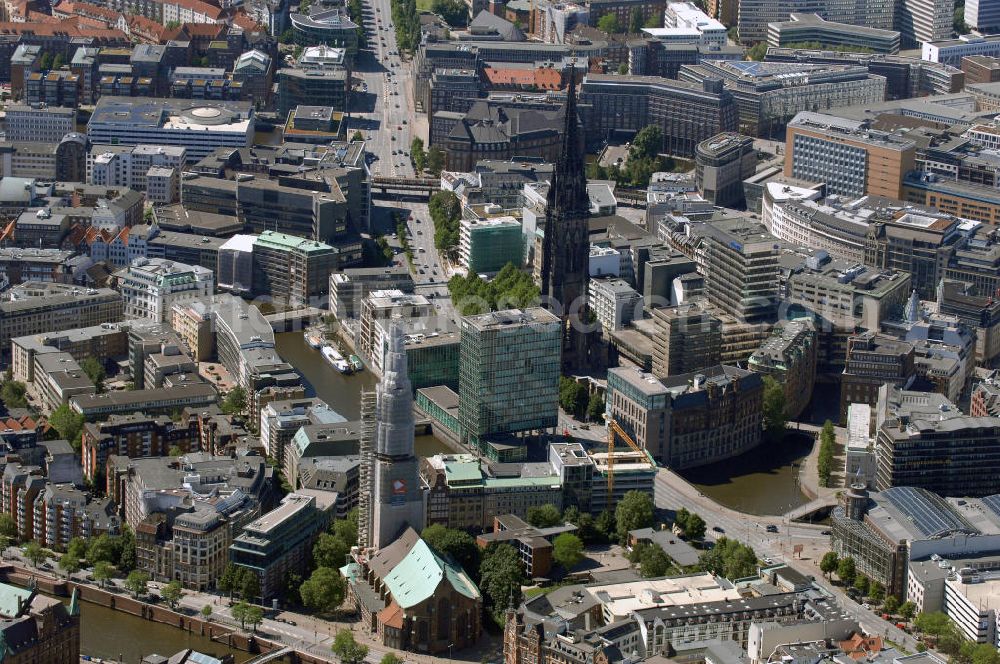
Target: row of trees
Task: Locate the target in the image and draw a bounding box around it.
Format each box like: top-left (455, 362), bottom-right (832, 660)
top-left (817, 420), bottom-right (836, 487)
top-left (447, 264), bottom-right (539, 316)
top-left (558, 377), bottom-right (604, 422)
top-left (219, 562), bottom-right (262, 602)
top-left (762, 376), bottom-right (787, 442)
top-left (390, 0), bottom-right (420, 52)
top-left (297, 509), bottom-right (359, 615)
top-left (819, 552), bottom-right (887, 604)
top-left (431, 0), bottom-right (467, 27)
top-left (595, 8), bottom-right (660, 35)
top-left (429, 191), bottom-right (461, 257)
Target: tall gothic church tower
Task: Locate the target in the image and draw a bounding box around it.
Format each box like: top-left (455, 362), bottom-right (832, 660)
top-left (539, 69), bottom-right (592, 368)
top-left (371, 323), bottom-right (424, 549)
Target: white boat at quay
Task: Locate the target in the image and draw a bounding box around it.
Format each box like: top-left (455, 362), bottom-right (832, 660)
top-left (321, 345), bottom-right (352, 373)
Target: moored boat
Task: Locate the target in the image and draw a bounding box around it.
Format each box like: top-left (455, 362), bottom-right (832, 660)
top-left (321, 345), bottom-right (352, 373)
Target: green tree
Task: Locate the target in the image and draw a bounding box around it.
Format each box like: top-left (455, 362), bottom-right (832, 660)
top-left (644, 14), bottom-right (660, 28)
top-left (586, 392), bottom-right (605, 422)
top-left (817, 420), bottom-right (836, 488)
top-left (527, 504), bottom-right (563, 528)
top-left (479, 543), bottom-right (524, 621)
top-left (448, 264), bottom-right (539, 315)
top-left (411, 137), bottom-right (426, 172)
top-left (762, 376), bottom-right (787, 442)
top-left (820, 551), bottom-right (839, 578)
top-left (630, 125), bottom-right (663, 160)
top-left (883, 595), bottom-right (899, 614)
top-left (617, 63), bottom-right (628, 75)
top-left (240, 571), bottom-right (261, 602)
top-left (595, 510), bottom-right (616, 542)
top-left (86, 534), bottom-right (120, 565)
top-left (421, 524), bottom-right (481, 579)
top-left (432, 0), bottom-right (467, 26)
top-left (39, 52), bottom-right (53, 71)
top-left (300, 566), bottom-right (346, 614)
top-left (220, 386), bottom-right (246, 415)
top-left (201, 604), bottom-right (213, 620)
top-left (628, 6), bottom-right (643, 33)
top-left (58, 552), bottom-right (81, 575)
top-left (125, 570), bottom-right (150, 598)
top-left (161, 580), bottom-right (183, 609)
top-left (683, 513), bottom-right (706, 540)
top-left (558, 377), bottom-right (589, 420)
top-left (853, 574), bottom-right (869, 596)
top-left (429, 190), bottom-right (462, 257)
top-left (0, 381), bottom-right (28, 408)
top-left (427, 147), bottom-right (445, 176)
top-left (119, 525), bottom-right (136, 571)
top-left (836, 556), bottom-right (856, 586)
top-left (49, 404), bottom-right (85, 451)
top-left (552, 533), bottom-right (584, 571)
top-left (0, 514), bottom-right (17, 541)
top-left (93, 561), bottom-right (115, 588)
top-left (313, 532), bottom-right (351, 569)
top-left (615, 490), bottom-right (655, 544)
top-left (351, 130), bottom-right (364, 142)
top-left (748, 43), bottom-right (768, 60)
top-left (219, 563), bottom-right (241, 599)
top-left (639, 544), bottom-right (671, 577)
top-left (80, 357), bottom-right (106, 392)
top-left (915, 612), bottom-right (952, 636)
top-left (869, 580), bottom-right (884, 603)
top-left (67, 537), bottom-right (87, 559)
top-left (899, 600), bottom-right (917, 622)
top-left (24, 541), bottom-right (45, 567)
top-left (697, 538), bottom-right (758, 579)
top-left (332, 629), bottom-right (369, 664)
top-left (597, 13), bottom-right (620, 33)
top-left (231, 601), bottom-right (263, 632)
top-left (955, 7), bottom-right (969, 35)
top-left (334, 510), bottom-right (359, 547)
top-left (381, 654), bottom-right (404, 664)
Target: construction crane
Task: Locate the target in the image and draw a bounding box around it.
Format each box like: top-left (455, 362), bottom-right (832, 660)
top-left (604, 415), bottom-right (646, 504)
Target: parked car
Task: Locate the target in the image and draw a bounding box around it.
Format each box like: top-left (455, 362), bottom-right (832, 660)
top-left (712, 526), bottom-right (725, 533)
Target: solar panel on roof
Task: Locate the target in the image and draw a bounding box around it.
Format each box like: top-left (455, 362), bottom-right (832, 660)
top-left (982, 494), bottom-right (1000, 520)
top-left (882, 486), bottom-right (974, 538)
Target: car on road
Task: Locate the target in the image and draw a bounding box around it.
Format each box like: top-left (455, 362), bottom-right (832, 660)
top-left (418, 269), bottom-right (425, 274)
top-left (766, 525), bottom-right (778, 533)
top-left (763, 557), bottom-right (773, 564)
top-left (712, 526), bottom-right (725, 533)
top-left (821, 530), bottom-right (832, 535)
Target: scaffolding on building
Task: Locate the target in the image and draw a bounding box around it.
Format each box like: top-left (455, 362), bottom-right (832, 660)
top-left (357, 389), bottom-right (376, 550)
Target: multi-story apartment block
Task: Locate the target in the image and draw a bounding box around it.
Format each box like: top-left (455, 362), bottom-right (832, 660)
top-left (0, 283), bottom-right (123, 362)
top-left (679, 61), bottom-right (885, 137)
top-left (1, 463), bottom-right (46, 541)
top-left (117, 257), bottom-right (214, 322)
top-left (747, 319), bottom-right (817, 420)
top-left (579, 74), bottom-right (738, 157)
top-left (33, 484), bottom-right (119, 551)
top-left (588, 277), bottom-right (643, 332)
top-left (840, 333), bottom-right (915, 423)
top-left (81, 413), bottom-right (199, 481)
top-left (606, 365), bottom-right (763, 469)
top-left (259, 397), bottom-right (344, 466)
top-left (701, 218), bottom-right (780, 324)
top-left (767, 13), bottom-right (901, 54)
top-left (458, 217), bottom-right (523, 276)
top-left (358, 290), bottom-right (434, 361)
top-left (784, 112), bottom-right (916, 198)
top-left (230, 491), bottom-right (336, 602)
top-left (328, 266), bottom-right (414, 320)
top-left (87, 97), bottom-right (253, 162)
top-left (694, 132), bottom-right (756, 207)
top-left (458, 309), bottom-right (561, 458)
top-left (4, 105), bottom-right (75, 142)
top-left (88, 144), bottom-right (186, 194)
top-left (251, 231), bottom-right (339, 305)
top-left (649, 301), bottom-right (722, 377)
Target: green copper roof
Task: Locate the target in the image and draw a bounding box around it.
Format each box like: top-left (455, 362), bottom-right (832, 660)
top-left (254, 231), bottom-right (335, 254)
top-left (0, 584), bottom-right (34, 618)
top-left (383, 539), bottom-right (480, 608)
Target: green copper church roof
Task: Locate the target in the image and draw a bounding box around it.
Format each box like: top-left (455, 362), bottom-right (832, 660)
top-left (383, 539), bottom-right (480, 608)
top-left (0, 584), bottom-right (33, 619)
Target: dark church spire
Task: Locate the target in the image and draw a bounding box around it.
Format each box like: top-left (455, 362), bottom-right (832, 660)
top-left (539, 64), bottom-right (592, 369)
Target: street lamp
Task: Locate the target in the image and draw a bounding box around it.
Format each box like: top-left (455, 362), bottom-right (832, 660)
top-left (448, 643), bottom-right (454, 662)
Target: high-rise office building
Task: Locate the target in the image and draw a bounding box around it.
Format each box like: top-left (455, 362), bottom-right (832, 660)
top-left (539, 71), bottom-right (592, 368)
top-left (458, 309), bottom-right (561, 458)
top-left (371, 325), bottom-right (425, 549)
top-left (966, 0), bottom-right (1000, 33)
top-left (701, 218), bottom-right (780, 324)
top-left (897, 0), bottom-right (954, 47)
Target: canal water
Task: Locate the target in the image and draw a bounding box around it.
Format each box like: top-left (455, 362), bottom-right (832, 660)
top-left (52, 595), bottom-right (252, 664)
top-left (273, 332), bottom-right (451, 458)
top-left (680, 432), bottom-right (813, 516)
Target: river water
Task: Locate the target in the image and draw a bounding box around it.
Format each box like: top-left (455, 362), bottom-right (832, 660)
top-left (273, 332), bottom-right (450, 458)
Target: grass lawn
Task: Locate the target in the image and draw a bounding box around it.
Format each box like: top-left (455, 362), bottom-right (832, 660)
top-left (416, 0), bottom-right (434, 10)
